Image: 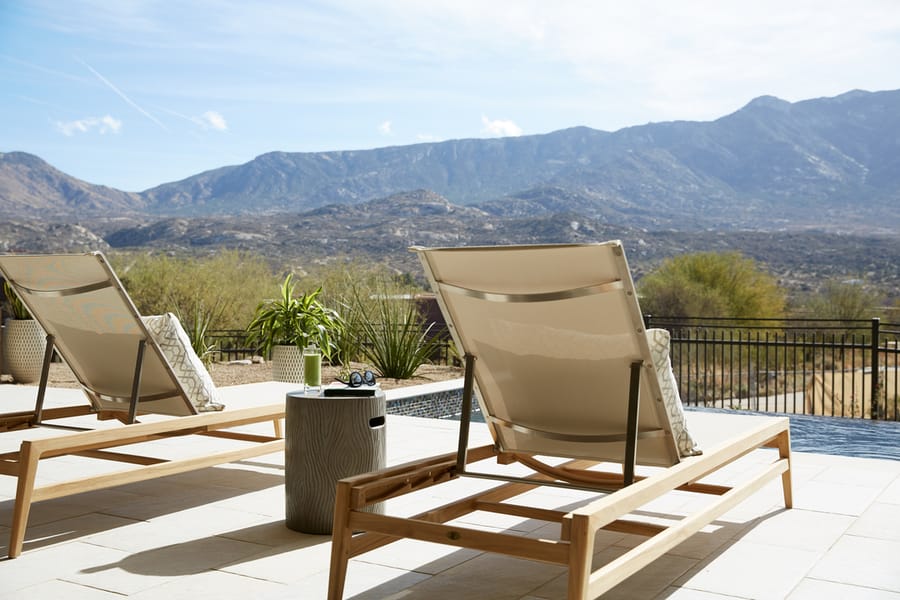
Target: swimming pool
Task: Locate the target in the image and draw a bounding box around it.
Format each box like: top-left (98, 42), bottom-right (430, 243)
top-left (769, 410), bottom-right (900, 461)
top-left (386, 382), bottom-right (900, 462)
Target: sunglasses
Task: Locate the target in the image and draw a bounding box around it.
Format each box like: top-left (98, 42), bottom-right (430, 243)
top-left (336, 370), bottom-right (377, 387)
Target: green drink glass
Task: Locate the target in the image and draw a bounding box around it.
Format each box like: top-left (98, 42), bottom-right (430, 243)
top-left (303, 344), bottom-right (322, 393)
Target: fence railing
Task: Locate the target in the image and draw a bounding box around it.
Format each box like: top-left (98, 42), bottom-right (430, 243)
top-left (208, 330), bottom-right (258, 362)
top-left (645, 316), bottom-right (900, 420)
top-left (211, 317), bottom-right (900, 420)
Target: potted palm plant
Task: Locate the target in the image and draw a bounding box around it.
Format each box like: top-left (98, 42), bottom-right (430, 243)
top-left (2, 280), bottom-right (47, 384)
top-left (245, 274), bottom-right (343, 382)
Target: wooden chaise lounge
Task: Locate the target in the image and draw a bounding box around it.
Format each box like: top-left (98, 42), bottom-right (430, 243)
top-left (0, 252), bottom-right (293, 558)
top-left (328, 242), bottom-right (791, 599)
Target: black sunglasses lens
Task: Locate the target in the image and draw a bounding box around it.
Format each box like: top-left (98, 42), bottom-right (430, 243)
top-left (349, 371), bottom-right (363, 387)
top-left (363, 370), bottom-right (376, 385)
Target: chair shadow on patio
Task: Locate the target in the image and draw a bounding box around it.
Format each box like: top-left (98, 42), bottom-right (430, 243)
top-left (0, 461), bottom-right (284, 558)
top-left (332, 498), bottom-right (789, 599)
top-left (63, 484), bottom-right (786, 600)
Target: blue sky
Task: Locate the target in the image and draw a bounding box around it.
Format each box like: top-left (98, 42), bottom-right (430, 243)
top-left (2, 1), bottom-right (900, 192)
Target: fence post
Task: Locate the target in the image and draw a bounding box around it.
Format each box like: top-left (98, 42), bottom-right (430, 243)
top-left (871, 317), bottom-right (881, 420)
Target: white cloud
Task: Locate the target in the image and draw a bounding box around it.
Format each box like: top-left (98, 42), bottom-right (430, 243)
top-left (378, 120), bottom-right (392, 135)
top-left (56, 115), bottom-right (122, 136)
top-left (153, 106), bottom-right (228, 131)
top-left (481, 115), bottom-right (522, 137)
top-left (197, 110), bottom-right (227, 130)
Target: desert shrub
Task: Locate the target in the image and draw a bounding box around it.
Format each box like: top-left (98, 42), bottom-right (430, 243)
top-left (111, 250), bottom-right (275, 331)
top-left (354, 279), bottom-right (443, 379)
top-left (639, 251), bottom-right (785, 319)
top-left (312, 261), bottom-right (402, 366)
top-left (802, 278), bottom-right (884, 322)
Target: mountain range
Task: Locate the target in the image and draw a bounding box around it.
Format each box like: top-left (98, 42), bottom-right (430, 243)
top-left (1, 88), bottom-right (899, 295)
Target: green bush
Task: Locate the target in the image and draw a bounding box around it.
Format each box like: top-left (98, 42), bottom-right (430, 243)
top-left (111, 250), bottom-right (274, 330)
top-left (639, 251), bottom-right (785, 319)
top-left (802, 278), bottom-right (884, 322)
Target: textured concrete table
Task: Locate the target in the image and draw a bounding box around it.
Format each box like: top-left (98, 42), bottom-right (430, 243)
top-left (284, 388), bottom-right (386, 534)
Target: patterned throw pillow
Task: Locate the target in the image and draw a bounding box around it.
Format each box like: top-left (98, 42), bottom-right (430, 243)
top-left (647, 328), bottom-right (701, 457)
top-left (142, 313), bottom-right (224, 412)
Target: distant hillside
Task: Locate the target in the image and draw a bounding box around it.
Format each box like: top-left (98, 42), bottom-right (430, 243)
top-left (0, 152), bottom-right (144, 218)
top-left (97, 190), bottom-right (900, 296)
top-left (1, 89), bottom-right (899, 233)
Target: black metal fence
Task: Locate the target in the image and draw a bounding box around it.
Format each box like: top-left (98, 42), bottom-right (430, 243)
top-left (208, 330), bottom-right (259, 362)
top-left (645, 316), bottom-right (900, 421)
top-left (211, 317), bottom-right (900, 421)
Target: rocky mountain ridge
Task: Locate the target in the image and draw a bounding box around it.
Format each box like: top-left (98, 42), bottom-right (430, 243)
top-left (2, 89), bottom-right (899, 234)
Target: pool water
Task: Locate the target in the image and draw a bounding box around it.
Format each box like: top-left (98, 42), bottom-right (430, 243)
top-left (448, 407), bottom-right (900, 461)
top-left (775, 411), bottom-right (900, 461)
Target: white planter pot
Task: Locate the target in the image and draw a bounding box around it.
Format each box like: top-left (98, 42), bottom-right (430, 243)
top-left (271, 345), bottom-right (304, 383)
top-left (2, 319), bottom-right (47, 384)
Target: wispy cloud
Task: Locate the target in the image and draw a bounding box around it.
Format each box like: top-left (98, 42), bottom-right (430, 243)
top-left (378, 120), bottom-right (392, 135)
top-left (76, 56), bottom-right (169, 131)
top-left (56, 115), bottom-right (122, 136)
top-left (481, 115), bottom-right (522, 137)
top-left (197, 110), bottom-right (227, 130)
top-left (154, 106), bottom-right (227, 131)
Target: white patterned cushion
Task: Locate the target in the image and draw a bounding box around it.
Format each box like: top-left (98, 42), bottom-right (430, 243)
top-left (142, 313), bottom-right (224, 412)
top-left (647, 328), bottom-right (701, 457)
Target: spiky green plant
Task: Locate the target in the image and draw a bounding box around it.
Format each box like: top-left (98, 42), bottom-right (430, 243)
top-left (2, 280), bottom-right (30, 319)
top-left (245, 274), bottom-right (344, 360)
top-left (358, 291), bottom-right (444, 379)
top-left (176, 304), bottom-right (218, 366)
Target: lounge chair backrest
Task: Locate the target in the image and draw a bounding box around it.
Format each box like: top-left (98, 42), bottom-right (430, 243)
top-left (415, 241), bottom-right (684, 467)
top-left (0, 252), bottom-right (197, 417)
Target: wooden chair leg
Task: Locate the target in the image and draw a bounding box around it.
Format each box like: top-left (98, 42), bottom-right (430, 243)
top-left (566, 513), bottom-right (595, 600)
top-left (777, 430), bottom-right (793, 508)
top-left (9, 441), bottom-right (39, 559)
top-left (327, 480), bottom-right (354, 599)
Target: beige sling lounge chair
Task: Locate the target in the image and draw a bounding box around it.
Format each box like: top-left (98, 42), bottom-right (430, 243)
top-left (0, 252), bottom-right (288, 558)
top-left (328, 241), bottom-right (791, 599)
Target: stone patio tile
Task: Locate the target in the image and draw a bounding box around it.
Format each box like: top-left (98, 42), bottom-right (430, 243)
top-left (528, 546), bottom-right (697, 600)
top-left (788, 578), bottom-right (900, 599)
top-left (808, 535), bottom-right (900, 592)
top-left (2, 578), bottom-right (125, 599)
top-left (389, 552), bottom-right (566, 600)
top-left (848, 502), bottom-right (900, 541)
top-left (129, 568), bottom-right (288, 600)
top-left (676, 540), bottom-right (822, 600)
top-left (879, 475), bottom-right (900, 504)
top-left (61, 536), bottom-right (271, 596)
top-left (739, 507), bottom-right (854, 551)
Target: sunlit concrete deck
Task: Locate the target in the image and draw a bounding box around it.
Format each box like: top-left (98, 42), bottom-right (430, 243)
top-left (1, 382), bottom-right (899, 599)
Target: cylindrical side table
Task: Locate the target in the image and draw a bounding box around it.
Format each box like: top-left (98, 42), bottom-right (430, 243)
top-left (285, 389), bottom-right (386, 534)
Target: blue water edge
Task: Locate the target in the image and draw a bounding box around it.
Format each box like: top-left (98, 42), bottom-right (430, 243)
top-left (447, 407), bottom-right (900, 462)
top-left (773, 411), bottom-right (900, 461)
